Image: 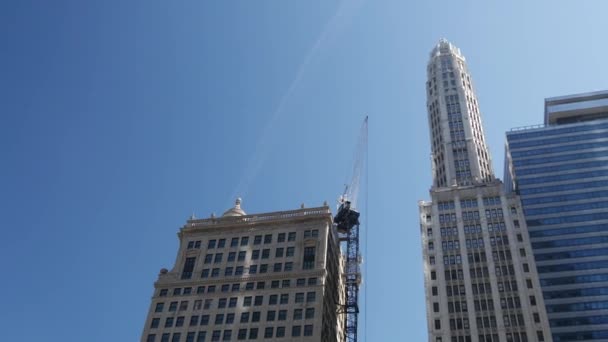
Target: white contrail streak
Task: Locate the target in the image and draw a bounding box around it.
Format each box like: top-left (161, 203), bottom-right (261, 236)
top-left (230, 0), bottom-right (366, 202)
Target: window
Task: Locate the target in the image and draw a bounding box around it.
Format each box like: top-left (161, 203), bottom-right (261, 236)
top-left (212, 330), bottom-right (221, 342)
top-left (432, 286), bottom-right (438, 296)
top-left (218, 298), bottom-right (227, 308)
top-left (150, 318), bottom-right (160, 329)
top-left (271, 280), bottom-right (280, 289)
top-left (280, 293), bottom-right (289, 304)
top-left (221, 284), bottom-right (230, 293)
top-left (274, 263), bottom-right (282, 272)
top-left (269, 294), bottom-right (278, 305)
top-left (297, 278), bottom-right (305, 286)
top-left (530, 295), bottom-right (537, 306)
top-left (174, 288), bottom-right (182, 296)
top-left (306, 291), bottom-right (316, 302)
top-left (208, 286), bottom-right (216, 293)
top-left (182, 257), bottom-right (196, 279)
top-left (296, 292), bottom-right (304, 303)
top-left (526, 279), bottom-right (533, 289)
top-left (248, 265), bottom-right (257, 274)
top-left (305, 308), bottom-right (315, 319)
top-left (254, 295), bottom-right (263, 306)
top-left (248, 328), bottom-right (258, 339)
top-left (231, 238), bottom-right (239, 247)
top-left (229, 297), bottom-right (237, 308)
top-left (197, 332), bottom-right (206, 342)
top-left (186, 332), bottom-right (195, 342)
top-left (237, 251), bottom-right (246, 261)
top-left (243, 296), bottom-right (252, 307)
top-left (240, 237), bottom-right (249, 246)
top-left (523, 263), bottom-right (530, 272)
top-left (293, 309), bottom-right (303, 321)
top-left (251, 250), bottom-right (260, 260)
top-left (147, 334), bottom-right (156, 342)
top-left (286, 247), bottom-right (295, 257)
top-left (276, 248), bottom-right (284, 257)
top-left (433, 302), bottom-right (439, 312)
top-left (240, 312), bottom-right (249, 323)
top-left (155, 303), bottom-right (164, 312)
top-left (212, 268), bottom-right (220, 277)
top-left (218, 239), bottom-right (226, 248)
top-left (256, 281), bottom-right (265, 290)
top-left (264, 327), bottom-right (274, 338)
top-left (227, 252), bottom-right (236, 262)
top-left (303, 247), bottom-right (316, 269)
top-left (430, 271), bottom-right (436, 280)
top-left (201, 269), bottom-right (210, 278)
top-left (245, 282), bottom-right (254, 290)
top-left (254, 235), bottom-right (262, 245)
top-left (292, 326), bottom-right (301, 337)
top-left (235, 266), bottom-right (243, 276)
top-left (262, 249), bottom-right (270, 259)
top-left (169, 301), bottom-right (178, 312)
top-left (238, 329), bottom-right (247, 340)
top-left (276, 327), bottom-right (285, 337)
top-left (304, 325), bottom-right (313, 336)
top-left (215, 314), bottom-right (224, 325)
top-left (282, 280), bottom-right (290, 288)
top-left (264, 234), bottom-right (272, 244)
top-left (224, 267), bottom-right (233, 276)
top-left (165, 317), bottom-right (174, 328)
top-left (176, 316), bottom-right (184, 327)
top-left (197, 286), bottom-right (205, 294)
top-left (288, 232), bottom-right (296, 241)
top-left (278, 233), bottom-right (286, 242)
top-left (161, 334), bottom-right (170, 342)
top-left (435, 320), bottom-right (441, 330)
top-left (172, 333), bottom-right (181, 342)
top-left (308, 277), bottom-right (317, 285)
top-left (214, 253), bottom-right (223, 263)
top-left (183, 287), bottom-right (192, 295)
top-left (260, 264), bottom-right (268, 273)
top-left (252, 312), bottom-right (260, 322)
top-left (278, 310), bottom-right (287, 321)
top-left (159, 289), bottom-right (168, 297)
top-left (267, 310), bottom-right (276, 321)
top-left (190, 315), bottom-right (199, 326)
top-left (204, 299), bottom-right (212, 310)
top-left (284, 262), bottom-right (293, 272)
top-left (208, 240), bottom-right (216, 249)
top-left (201, 315), bottom-right (210, 325)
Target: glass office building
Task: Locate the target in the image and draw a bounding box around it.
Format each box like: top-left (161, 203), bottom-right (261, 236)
top-left (505, 90), bottom-right (608, 341)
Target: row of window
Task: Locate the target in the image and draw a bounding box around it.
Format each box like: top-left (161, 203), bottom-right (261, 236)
top-left (511, 139), bottom-right (608, 159)
top-left (514, 149), bottom-right (608, 168)
top-left (146, 325), bottom-right (314, 342)
top-left (506, 120), bottom-right (608, 142)
top-left (516, 159), bottom-right (608, 177)
top-left (152, 308), bottom-right (315, 329)
top-left (200, 262), bottom-right (295, 278)
top-left (187, 232), bottom-right (304, 251)
top-left (203, 247), bottom-right (297, 264)
top-left (527, 211), bottom-right (608, 227)
top-left (520, 179), bottom-right (608, 196)
top-left (159, 278), bottom-right (317, 298)
top-left (535, 247), bottom-right (608, 261)
top-left (156, 292), bottom-right (317, 313)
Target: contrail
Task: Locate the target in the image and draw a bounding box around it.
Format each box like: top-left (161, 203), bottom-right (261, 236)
top-left (230, 0), bottom-right (366, 202)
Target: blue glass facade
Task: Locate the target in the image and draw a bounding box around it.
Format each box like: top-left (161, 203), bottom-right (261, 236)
top-left (506, 91), bottom-right (608, 341)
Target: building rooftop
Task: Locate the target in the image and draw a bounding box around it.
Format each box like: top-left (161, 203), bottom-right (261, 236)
top-left (545, 89), bottom-right (608, 125)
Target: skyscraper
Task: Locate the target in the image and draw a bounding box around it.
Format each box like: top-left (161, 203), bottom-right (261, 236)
top-left (140, 199), bottom-right (345, 342)
top-left (419, 39), bottom-right (552, 342)
top-left (505, 90), bottom-right (608, 341)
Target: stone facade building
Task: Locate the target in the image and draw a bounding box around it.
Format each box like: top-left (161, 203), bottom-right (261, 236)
top-left (141, 199), bottom-right (345, 342)
top-left (419, 40), bottom-right (552, 342)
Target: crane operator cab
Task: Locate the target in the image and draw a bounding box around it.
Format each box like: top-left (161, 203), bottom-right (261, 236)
top-left (334, 199), bottom-right (360, 233)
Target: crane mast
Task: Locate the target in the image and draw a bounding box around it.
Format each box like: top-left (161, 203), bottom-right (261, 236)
top-left (334, 116), bottom-right (367, 342)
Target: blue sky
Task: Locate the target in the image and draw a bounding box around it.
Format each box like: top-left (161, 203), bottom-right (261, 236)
top-left (0, 1), bottom-right (606, 341)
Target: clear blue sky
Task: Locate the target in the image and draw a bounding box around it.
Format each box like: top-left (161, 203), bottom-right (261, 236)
top-left (1, 1), bottom-right (606, 341)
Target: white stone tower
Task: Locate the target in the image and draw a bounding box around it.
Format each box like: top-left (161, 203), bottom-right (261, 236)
top-left (426, 39), bottom-right (494, 189)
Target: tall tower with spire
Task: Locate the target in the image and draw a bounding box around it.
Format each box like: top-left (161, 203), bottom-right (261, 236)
top-left (426, 39), bottom-right (494, 188)
top-left (419, 40), bottom-right (552, 342)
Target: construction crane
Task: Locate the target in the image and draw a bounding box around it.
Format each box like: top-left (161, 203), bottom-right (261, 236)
top-left (334, 116), bottom-right (367, 342)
